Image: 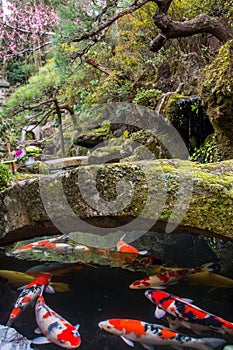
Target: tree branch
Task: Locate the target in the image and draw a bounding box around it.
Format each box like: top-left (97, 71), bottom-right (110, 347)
top-left (72, 0), bottom-right (153, 43)
top-left (0, 20), bottom-right (55, 36)
top-left (25, 98), bottom-right (56, 111)
top-left (84, 55), bottom-right (113, 75)
top-left (150, 13), bottom-right (233, 52)
top-left (8, 98), bottom-right (55, 117)
top-left (3, 41), bottom-right (52, 60)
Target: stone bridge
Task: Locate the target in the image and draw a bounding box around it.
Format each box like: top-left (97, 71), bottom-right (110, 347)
top-left (0, 159), bottom-right (233, 246)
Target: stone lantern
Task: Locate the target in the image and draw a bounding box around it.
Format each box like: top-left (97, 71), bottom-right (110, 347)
top-left (0, 73), bottom-right (10, 107)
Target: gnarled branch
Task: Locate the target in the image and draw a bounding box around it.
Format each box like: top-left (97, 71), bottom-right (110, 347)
top-left (150, 12), bottom-right (233, 52)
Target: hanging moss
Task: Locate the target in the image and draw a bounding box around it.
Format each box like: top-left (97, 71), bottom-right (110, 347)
top-left (165, 93), bottom-right (187, 121)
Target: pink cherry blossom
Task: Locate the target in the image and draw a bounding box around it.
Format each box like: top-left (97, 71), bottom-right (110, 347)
top-left (0, 1), bottom-right (60, 60)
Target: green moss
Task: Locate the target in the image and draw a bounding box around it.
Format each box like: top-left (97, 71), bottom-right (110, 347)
top-left (1, 159), bottom-right (233, 244)
top-left (85, 120), bottom-right (111, 136)
top-left (199, 40), bottom-right (233, 159)
top-left (130, 129), bottom-right (169, 158)
top-left (0, 163), bottom-right (13, 190)
top-left (165, 94), bottom-right (187, 121)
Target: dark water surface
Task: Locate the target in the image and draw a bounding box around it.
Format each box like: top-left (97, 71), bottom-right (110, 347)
top-left (0, 233), bottom-right (233, 350)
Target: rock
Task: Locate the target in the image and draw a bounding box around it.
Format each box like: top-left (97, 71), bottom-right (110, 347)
top-left (0, 325), bottom-right (33, 350)
top-left (156, 52), bottom-right (205, 94)
top-left (199, 40), bottom-right (233, 159)
top-left (0, 159), bottom-right (233, 245)
top-left (73, 122), bottom-right (111, 148)
top-left (17, 161), bottom-right (47, 174)
top-left (88, 145), bottom-right (123, 164)
top-left (87, 139), bottom-right (137, 164)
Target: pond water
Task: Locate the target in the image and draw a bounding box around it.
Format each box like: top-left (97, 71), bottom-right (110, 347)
top-left (0, 232), bottom-right (233, 350)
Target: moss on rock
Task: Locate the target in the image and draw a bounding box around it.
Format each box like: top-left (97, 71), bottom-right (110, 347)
top-left (199, 40), bottom-right (233, 159)
top-left (0, 160), bottom-right (233, 245)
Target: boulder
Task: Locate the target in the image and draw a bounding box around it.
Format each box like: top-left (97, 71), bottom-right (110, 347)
top-left (0, 159), bottom-right (233, 245)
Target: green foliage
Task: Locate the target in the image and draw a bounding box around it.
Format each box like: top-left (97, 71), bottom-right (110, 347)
top-left (0, 113), bottom-right (17, 145)
top-left (0, 163), bottom-right (13, 191)
top-left (3, 0), bottom-right (233, 154)
top-left (133, 88), bottom-right (162, 109)
top-left (88, 73), bottom-right (132, 103)
top-left (189, 135), bottom-right (222, 163)
top-left (0, 116), bottom-right (12, 143)
top-left (6, 62), bottom-right (59, 111)
top-left (172, 0), bottom-right (233, 20)
top-left (7, 59), bottom-right (36, 86)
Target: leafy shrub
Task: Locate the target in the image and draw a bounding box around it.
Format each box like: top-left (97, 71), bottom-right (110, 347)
top-left (189, 135), bottom-right (222, 163)
top-left (133, 88), bottom-right (162, 109)
top-left (0, 163), bottom-right (13, 190)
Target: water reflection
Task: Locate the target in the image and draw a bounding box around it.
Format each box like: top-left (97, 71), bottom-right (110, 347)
top-left (0, 233), bottom-right (232, 350)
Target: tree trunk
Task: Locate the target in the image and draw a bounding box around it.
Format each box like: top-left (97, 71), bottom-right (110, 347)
top-left (54, 99), bottom-right (65, 157)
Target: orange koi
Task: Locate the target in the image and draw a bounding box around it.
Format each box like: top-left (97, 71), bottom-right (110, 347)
top-left (117, 235), bottom-right (147, 255)
top-left (33, 242), bottom-right (73, 251)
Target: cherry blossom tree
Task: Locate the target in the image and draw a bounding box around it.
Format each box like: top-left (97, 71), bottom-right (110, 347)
top-left (0, 0), bottom-right (59, 64)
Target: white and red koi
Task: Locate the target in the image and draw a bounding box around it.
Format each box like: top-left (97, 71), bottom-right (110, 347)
top-left (6, 273), bottom-right (54, 327)
top-left (13, 235), bottom-right (67, 254)
top-left (32, 295), bottom-right (81, 348)
top-left (99, 318), bottom-right (225, 350)
top-left (117, 235), bottom-right (147, 255)
top-left (130, 263), bottom-right (213, 289)
top-left (33, 242), bottom-right (73, 252)
top-left (145, 289), bottom-right (233, 335)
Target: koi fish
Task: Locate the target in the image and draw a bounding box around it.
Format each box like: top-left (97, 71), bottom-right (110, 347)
top-left (98, 318), bottom-right (225, 350)
top-left (32, 295), bottom-right (81, 348)
top-left (117, 235), bottom-right (147, 255)
top-left (145, 289), bottom-right (233, 335)
top-left (35, 242), bottom-right (73, 251)
top-left (6, 273), bottom-right (54, 327)
top-left (130, 263), bottom-right (213, 289)
top-left (0, 269), bottom-right (70, 292)
top-left (13, 234), bottom-right (67, 254)
top-left (25, 262), bottom-right (89, 277)
top-left (186, 271), bottom-right (233, 291)
top-left (74, 244), bottom-right (90, 252)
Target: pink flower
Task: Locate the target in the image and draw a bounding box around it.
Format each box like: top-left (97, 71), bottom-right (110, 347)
top-left (12, 149), bottom-right (26, 159)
